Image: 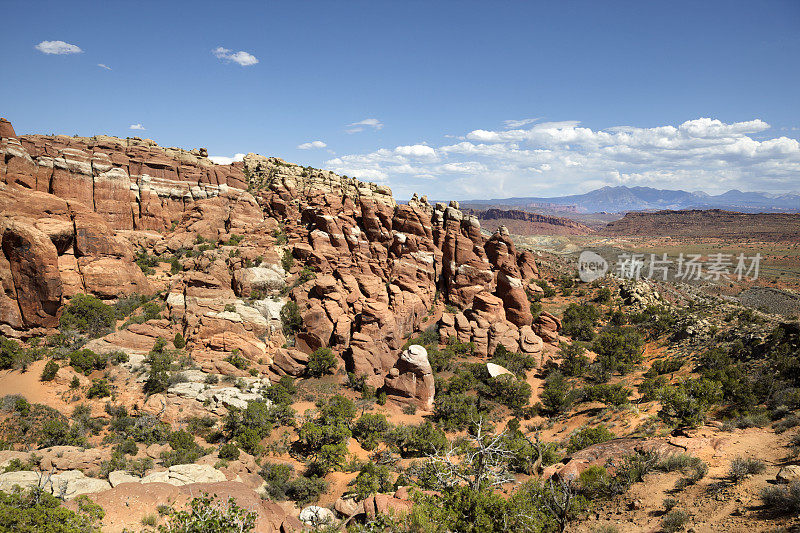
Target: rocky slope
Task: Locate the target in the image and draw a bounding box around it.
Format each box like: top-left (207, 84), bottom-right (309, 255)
top-left (465, 208), bottom-right (594, 236)
top-left (1, 118), bottom-right (554, 408)
top-left (601, 209), bottom-right (800, 241)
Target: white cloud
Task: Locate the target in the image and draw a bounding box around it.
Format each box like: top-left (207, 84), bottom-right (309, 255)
top-left (503, 118), bottom-right (541, 129)
top-left (35, 40), bottom-right (82, 55)
top-left (97, 63), bottom-right (111, 70)
top-left (346, 118), bottom-right (384, 134)
top-left (129, 123), bottom-right (146, 131)
top-left (209, 153), bottom-right (246, 165)
top-left (325, 117), bottom-right (800, 199)
top-left (212, 47), bottom-right (259, 66)
top-left (297, 140), bottom-right (327, 150)
top-left (394, 144), bottom-right (436, 158)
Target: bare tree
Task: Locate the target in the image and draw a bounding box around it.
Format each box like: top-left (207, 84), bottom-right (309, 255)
top-left (426, 417), bottom-right (515, 491)
top-left (542, 477), bottom-right (576, 533)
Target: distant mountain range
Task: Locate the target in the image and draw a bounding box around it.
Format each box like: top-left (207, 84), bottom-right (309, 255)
top-left (462, 186), bottom-right (800, 214)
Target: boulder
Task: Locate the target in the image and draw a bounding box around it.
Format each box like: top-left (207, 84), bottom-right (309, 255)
top-left (383, 344), bottom-right (435, 411)
top-left (299, 505), bottom-right (336, 526)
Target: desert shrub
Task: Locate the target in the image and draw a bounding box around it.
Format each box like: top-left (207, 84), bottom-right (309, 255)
top-left (485, 374), bottom-right (531, 412)
top-left (566, 425), bottom-right (614, 454)
top-left (661, 510), bottom-right (689, 532)
top-left (351, 461), bottom-right (393, 500)
top-left (306, 347), bottom-right (336, 377)
top-left (279, 302), bottom-right (302, 336)
top-left (490, 344), bottom-right (536, 377)
top-left (264, 376), bottom-right (296, 407)
top-left (224, 351), bottom-right (249, 370)
top-left (760, 482), bottom-right (800, 515)
top-left (591, 326), bottom-right (644, 380)
top-left (285, 476), bottom-right (327, 504)
top-left (0, 337), bottom-right (27, 370)
top-left (259, 461), bottom-right (295, 500)
top-left (113, 294), bottom-right (149, 319)
top-left (317, 395), bottom-right (356, 425)
top-left (218, 443), bottom-right (240, 461)
top-left (539, 371), bottom-right (577, 416)
top-left (60, 293), bottom-right (116, 337)
top-left (432, 392), bottom-right (485, 431)
top-left (628, 304), bottom-right (677, 340)
top-left (353, 414), bottom-right (391, 451)
top-left (728, 457), bottom-right (766, 482)
top-left (645, 357), bottom-right (684, 377)
top-left (143, 340), bottom-right (173, 394)
top-left (0, 487), bottom-right (104, 532)
top-left (173, 332), bottom-right (186, 349)
top-left (161, 430), bottom-right (204, 467)
top-left (281, 249), bottom-right (294, 271)
top-left (40, 360), bottom-right (59, 381)
top-left (594, 287), bottom-right (612, 304)
top-left (536, 280), bottom-right (557, 298)
top-left (658, 378), bottom-right (722, 428)
top-left (86, 379), bottom-right (111, 399)
top-left (578, 465), bottom-right (614, 498)
top-left (638, 375), bottom-right (668, 402)
top-left (135, 250), bottom-right (159, 275)
top-left (224, 401), bottom-right (276, 455)
top-left (68, 348), bottom-right (108, 375)
top-left (386, 421), bottom-right (448, 457)
top-left (559, 342), bottom-right (589, 377)
top-left (561, 303), bottom-right (600, 341)
top-left (158, 492), bottom-right (256, 532)
top-left (582, 383), bottom-right (631, 406)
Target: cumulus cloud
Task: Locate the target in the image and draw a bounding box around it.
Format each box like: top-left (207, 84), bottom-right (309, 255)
top-left (213, 47), bottom-right (259, 66)
top-left (35, 40), bottom-right (82, 55)
top-left (297, 140), bottom-right (327, 150)
top-left (209, 153), bottom-right (246, 165)
top-left (97, 63), bottom-right (112, 70)
top-left (129, 123), bottom-right (146, 131)
top-left (346, 118), bottom-right (384, 134)
top-left (325, 117), bottom-right (800, 199)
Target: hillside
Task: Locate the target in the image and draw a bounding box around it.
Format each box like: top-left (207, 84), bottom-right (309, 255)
top-left (465, 208), bottom-right (594, 236)
top-left (0, 119), bottom-right (799, 532)
top-left (601, 209), bottom-right (800, 241)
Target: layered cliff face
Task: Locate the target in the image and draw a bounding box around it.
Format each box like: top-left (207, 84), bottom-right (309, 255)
top-left (0, 118), bottom-right (248, 231)
top-left (0, 119), bottom-right (555, 408)
top-left (465, 208), bottom-right (594, 236)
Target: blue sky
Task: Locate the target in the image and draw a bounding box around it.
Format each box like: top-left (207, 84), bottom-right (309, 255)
top-left (2, 0), bottom-right (799, 199)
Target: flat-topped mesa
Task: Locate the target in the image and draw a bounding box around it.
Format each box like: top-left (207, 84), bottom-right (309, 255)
top-left (0, 119), bottom-right (248, 231)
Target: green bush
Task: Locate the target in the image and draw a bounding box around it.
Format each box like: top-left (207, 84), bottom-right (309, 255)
top-left (69, 349), bottom-right (107, 375)
top-left (173, 332), bottom-right (186, 349)
top-left (281, 249), bottom-right (294, 271)
top-left (561, 303), bottom-right (600, 341)
top-left (567, 425), bottom-right (614, 454)
top-left (386, 421), bottom-right (448, 457)
top-left (559, 342), bottom-right (589, 377)
top-left (279, 302), bottom-right (302, 336)
top-left (728, 457), bottom-right (766, 482)
top-left (40, 360), bottom-right (59, 382)
top-left (536, 280), bottom-right (557, 298)
top-left (224, 401), bottom-right (276, 455)
top-left (760, 481), bottom-right (800, 515)
top-left (658, 378), bottom-right (722, 428)
top-left (157, 493), bottom-right (256, 532)
top-left (59, 294), bottom-right (116, 337)
top-left (490, 344), bottom-right (536, 377)
top-left (351, 462), bottom-right (392, 500)
top-left (582, 383), bottom-right (631, 406)
top-left (0, 488), bottom-right (104, 532)
top-left (485, 374), bottom-right (531, 412)
top-left (591, 326), bottom-right (644, 381)
top-left (218, 443), bottom-right (240, 461)
top-left (539, 372), bottom-right (577, 416)
top-left (353, 414), bottom-right (390, 451)
top-left (661, 510), bottom-right (689, 532)
top-left (86, 379), bottom-right (111, 399)
top-left (306, 347), bottom-right (336, 377)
